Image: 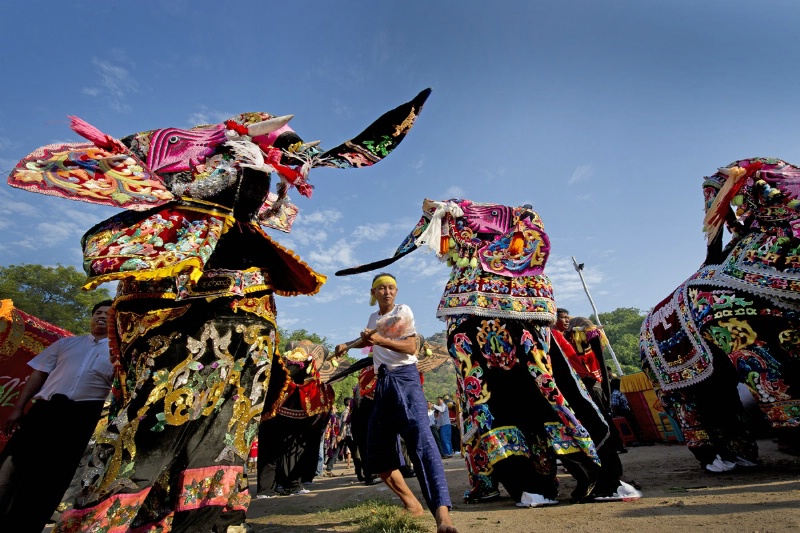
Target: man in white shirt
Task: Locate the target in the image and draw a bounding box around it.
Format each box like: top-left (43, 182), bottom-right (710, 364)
top-left (0, 299), bottom-right (114, 533)
top-left (434, 397), bottom-right (453, 457)
top-left (336, 273), bottom-right (457, 533)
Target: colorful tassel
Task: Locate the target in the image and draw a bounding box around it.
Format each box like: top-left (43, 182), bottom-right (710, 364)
top-left (69, 115), bottom-right (127, 153)
top-left (508, 226), bottom-right (525, 256)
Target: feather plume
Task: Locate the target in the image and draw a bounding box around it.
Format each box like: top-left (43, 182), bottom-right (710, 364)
top-left (225, 139), bottom-right (275, 174)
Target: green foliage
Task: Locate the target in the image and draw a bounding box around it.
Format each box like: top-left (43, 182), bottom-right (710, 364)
top-left (330, 365), bottom-right (359, 410)
top-left (277, 327), bottom-right (330, 352)
top-left (421, 358), bottom-right (458, 403)
top-left (0, 263), bottom-right (112, 335)
top-left (594, 307), bottom-right (648, 375)
top-left (419, 330), bottom-right (457, 402)
top-left (277, 326), bottom-right (358, 409)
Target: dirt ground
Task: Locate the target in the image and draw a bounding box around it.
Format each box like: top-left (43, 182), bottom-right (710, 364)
top-left (244, 438), bottom-right (800, 533)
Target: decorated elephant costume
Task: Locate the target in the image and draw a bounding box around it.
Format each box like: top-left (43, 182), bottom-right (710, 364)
top-left (337, 199), bottom-right (639, 505)
top-left (641, 158), bottom-right (800, 470)
top-left (255, 340), bottom-right (335, 497)
top-left (7, 89), bottom-right (429, 531)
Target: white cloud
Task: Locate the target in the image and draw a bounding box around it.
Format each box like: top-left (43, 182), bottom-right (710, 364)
top-left (331, 99), bottom-right (353, 119)
top-left (185, 106), bottom-right (232, 127)
top-left (34, 221), bottom-right (85, 247)
top-left (82, 54), bottom-right (139, 114)
top-left (412, 155), bottom-right (425, 174)
top-left (372, 31), bottom-right (392, 67)
top-left (442, 185), bottom-right (466, 199)
top-left (396, 252), bottom-right (446, 281)
top-left (0, 197), bottom-right (40, 217)
top-left (297, 209), bottom-right (343, 227)
top-left (310, 283), bottom-right (362, 305)
top-left (0, 137), bottom-right (19, 152)
top-left (568, 164), bottom-right (593, 186)
top-left (547, 254), bottom-right (605, 313)
top-left (351, 222), bottom-right (393, 242)
top-left (306, 238), bottom-right (359, 270)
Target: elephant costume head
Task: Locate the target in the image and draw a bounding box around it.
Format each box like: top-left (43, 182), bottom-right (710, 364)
top-left (8, 89), bottom-right (431, 233)
top-left (337, 198), bottom-right (557, 324)
top-left (702, 157), bottom-right (800, 263)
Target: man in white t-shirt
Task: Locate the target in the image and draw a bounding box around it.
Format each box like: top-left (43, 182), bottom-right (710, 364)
top-left (335, 273), bottom-right (457, 533)
top-left (0, 299), bottom-right (114, 533)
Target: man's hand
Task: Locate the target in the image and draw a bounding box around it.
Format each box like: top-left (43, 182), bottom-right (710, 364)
top-left (2, 406), bottom-right (24, 437)
top-left (360, 328), bottom-right (376, 344)
top-left (334, 344), bottom-right (348, 358)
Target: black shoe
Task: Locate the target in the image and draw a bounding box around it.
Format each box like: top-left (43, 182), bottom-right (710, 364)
top-left (364, 476), bottom-right (377, 485)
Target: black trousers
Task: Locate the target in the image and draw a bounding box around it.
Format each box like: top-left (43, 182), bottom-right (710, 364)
top-left (0, 395), bottom-right (104, 533)
top-left (256, 412), bottom-right (327, 495)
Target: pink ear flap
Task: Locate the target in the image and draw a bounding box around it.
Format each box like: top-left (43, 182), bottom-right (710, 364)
top-left (7, 141), bottom-right (171, 211)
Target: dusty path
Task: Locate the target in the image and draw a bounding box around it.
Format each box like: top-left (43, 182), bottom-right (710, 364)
top-left (245, 438), bottom-right (800, 532)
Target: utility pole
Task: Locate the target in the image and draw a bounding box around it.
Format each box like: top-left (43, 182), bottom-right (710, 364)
top-left (572, 257), bottom-right (624, 376)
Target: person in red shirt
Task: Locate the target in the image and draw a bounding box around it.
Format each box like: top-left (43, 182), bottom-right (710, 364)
top-left (551, 316), bottom-right (641, 501)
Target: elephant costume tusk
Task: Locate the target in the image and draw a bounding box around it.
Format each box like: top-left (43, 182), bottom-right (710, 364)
top-left (246, 114), bottom-right (294, 137)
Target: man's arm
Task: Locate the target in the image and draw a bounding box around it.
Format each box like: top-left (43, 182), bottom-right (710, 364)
top-left (368, 331), bottom-right (417, 355)
top-left (335, 328), bottom-right (417, 357)
top-left (334, 337), bottom-right (367, 358)
top-left (2, 369), bottom-right (48, 436)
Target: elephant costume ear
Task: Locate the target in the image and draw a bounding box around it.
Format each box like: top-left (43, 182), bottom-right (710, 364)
top-left (7, 116), bottom-right (172, 211)
top-left (335, 207), bottom-right (433, 276)
top-left (315, 88), bottom-right (431, 170)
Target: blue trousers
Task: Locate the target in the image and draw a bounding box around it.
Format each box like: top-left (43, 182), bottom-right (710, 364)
top-left (368, 364), bottom-right (452, 512)
top-left (438, 424), bottom-right (453, 456)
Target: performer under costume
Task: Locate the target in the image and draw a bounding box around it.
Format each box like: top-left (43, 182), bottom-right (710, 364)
top-left (641, 158), bottom-right (800, 469)
top-left (336, 199), bottom-right (619, 507)
top-left (7, 90), bottom-right (430, 532)
top-left (255, 341), bottom-right (334, 497)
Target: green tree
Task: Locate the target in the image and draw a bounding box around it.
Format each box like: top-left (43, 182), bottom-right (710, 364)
top-left (0, 263), bottom-right (112, 334)
top-left (594, 307), bottom-right (647, 375)
top-left (277, 327), bottom-right (330, 353)
top-left (418, 331), bottom-right (458, 401)
top-left (276, 326), bottom-right (358, 409)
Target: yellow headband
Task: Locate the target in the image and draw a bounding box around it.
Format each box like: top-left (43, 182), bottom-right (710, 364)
top-left (370, 275), bottom-right (397, 306)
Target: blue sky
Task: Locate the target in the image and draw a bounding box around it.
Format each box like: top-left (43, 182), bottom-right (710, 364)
top-left (2, 1), bottom-right (800, 344)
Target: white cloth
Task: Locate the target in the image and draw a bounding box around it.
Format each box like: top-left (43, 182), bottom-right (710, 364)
top-left (367, 304), bottom-right (417, 371)
top-left (28, 335), bottom-right (113, 402)
top-left (433, 402), bottom-right (449, 427)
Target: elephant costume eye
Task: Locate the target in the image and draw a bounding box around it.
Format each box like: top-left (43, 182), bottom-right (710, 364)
top-left (168, 135), bottom-right (180, 144)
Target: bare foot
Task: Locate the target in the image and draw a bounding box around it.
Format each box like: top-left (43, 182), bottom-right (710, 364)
top-left (404, 502), bottom-right (425, 516)
top-left (435, 506), bottom-right (458, 533)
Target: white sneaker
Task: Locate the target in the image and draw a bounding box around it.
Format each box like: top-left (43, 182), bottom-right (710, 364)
top-left (255, 494), bottom-right (277, 499)
top-left (594, 481), bottom-right (642, 502)
top-left (705, 455), bottom-right (736, 473)
top-left (735, 456), bottom-right (758, 467)
top-left (226, 524), bottom-right (254, 533)
top-left (516, 492), bottom-right (559, 508)
top-left (293, 488), bottom-right (311, 495)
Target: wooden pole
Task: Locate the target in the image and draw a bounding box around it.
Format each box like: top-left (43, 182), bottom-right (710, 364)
top-left (571, 256), bottom-right (624, 376)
